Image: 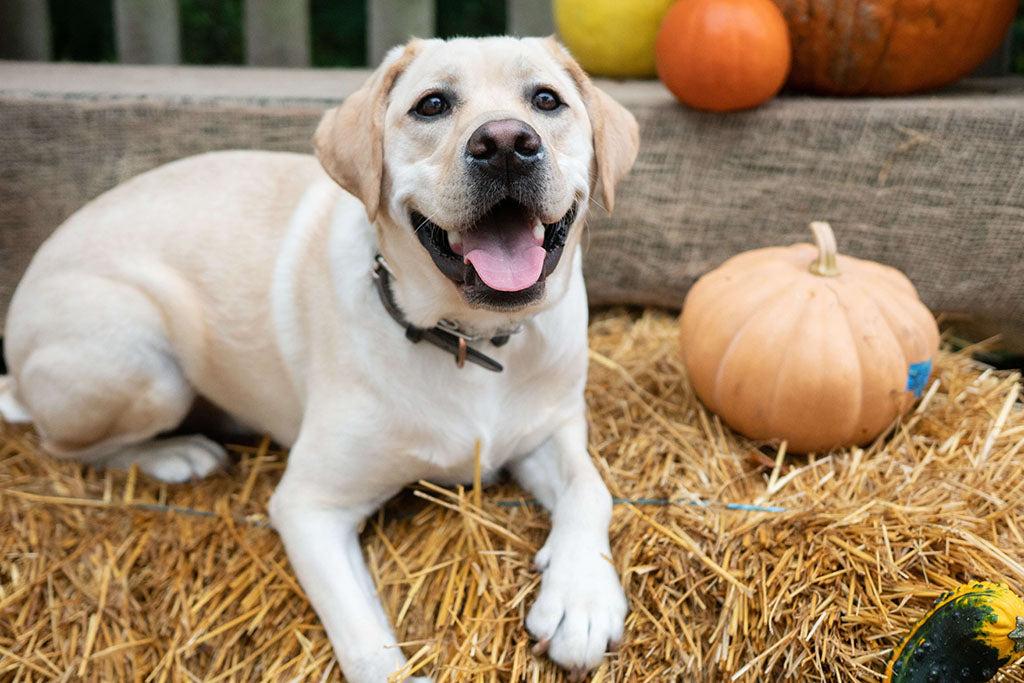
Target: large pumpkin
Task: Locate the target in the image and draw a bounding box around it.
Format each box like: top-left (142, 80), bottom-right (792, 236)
top-left (772, 0), bottom-right (1020, 95)
top-left (655, 0), bottom-right (791, 112)
top-left (679, 222), bottom-right (939, 454)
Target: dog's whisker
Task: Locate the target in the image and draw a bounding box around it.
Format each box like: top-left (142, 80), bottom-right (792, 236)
top-left (587, 193), bottom-right (608, 214)
top-left (412, 209), bottom-right (446, 236)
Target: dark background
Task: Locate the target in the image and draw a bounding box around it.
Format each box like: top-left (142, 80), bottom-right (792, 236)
top-left (49, 0), bottom-right (507, 66)
top-left (46, 0), bottom-right (1024, 71)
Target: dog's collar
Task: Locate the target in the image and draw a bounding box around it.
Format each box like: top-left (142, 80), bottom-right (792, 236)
top-left (371, 254), bottom-right (522, 372)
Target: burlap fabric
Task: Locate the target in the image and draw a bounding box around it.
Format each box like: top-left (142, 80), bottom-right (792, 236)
top-left (2, 62), bottom-right (1023, 331)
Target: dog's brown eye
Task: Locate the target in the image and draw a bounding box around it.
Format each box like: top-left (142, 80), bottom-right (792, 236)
top-left (413, 94), bottom-right (450, 118)
top-left (532, 89), bottom-right (562, 112)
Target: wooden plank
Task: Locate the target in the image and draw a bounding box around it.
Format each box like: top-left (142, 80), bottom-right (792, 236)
top-left (507, 0), bottom-right (554, 37)
top-left (367, 0), bottom-right (434, 66)
top-left (113, 0), bottom-right (181, 64)
top-left (244, 0), bottom-right (310, 67)
top-left (0, 0), bottom-right (52, 60)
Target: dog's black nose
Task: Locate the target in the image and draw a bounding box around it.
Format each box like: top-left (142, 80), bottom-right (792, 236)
top-left (466, 119), bottom-right (543, 177)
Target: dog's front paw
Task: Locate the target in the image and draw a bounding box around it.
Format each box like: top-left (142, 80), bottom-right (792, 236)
top-left (526, 542), bottom-right (626, 679)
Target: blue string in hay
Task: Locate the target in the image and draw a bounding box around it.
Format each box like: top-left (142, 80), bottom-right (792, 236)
top-left (495, 497), bottom-right (788, 514)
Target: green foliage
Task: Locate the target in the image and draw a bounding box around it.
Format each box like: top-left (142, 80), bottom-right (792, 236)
top-left (436, 0), bottom-right (505, 38)
top-left (180, 0), bottom-right (243, 65)
top-left (311, 0), bottom-right (366, 67)
top-left (45, 0), bottom-right (510, 67)
top-left (47, 0), bottom-right (115, 62)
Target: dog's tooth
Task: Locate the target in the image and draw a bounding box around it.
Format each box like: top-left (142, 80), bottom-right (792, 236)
top-left (532, 221), bottom-right (545, 242)
top-left (449, 231), bottom-right (461, 246)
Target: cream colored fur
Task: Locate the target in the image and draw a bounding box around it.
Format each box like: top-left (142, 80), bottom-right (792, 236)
top-left (1, 37), bottom-right (639, 682)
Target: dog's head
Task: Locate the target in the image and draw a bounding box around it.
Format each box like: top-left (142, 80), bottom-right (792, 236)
top-left (315, 37), bottom-right (639, 326)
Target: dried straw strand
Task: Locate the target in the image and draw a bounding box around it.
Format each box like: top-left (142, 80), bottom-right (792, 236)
top-left (2, 309), bottom-right (1023, 681)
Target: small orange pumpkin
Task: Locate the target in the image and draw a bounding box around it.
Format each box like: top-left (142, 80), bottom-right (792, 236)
top-left (655, 0), bottom-right (792, 112)
top-left (772, 0), bottom-right (1019, 95)
top-left (679, 222), bottom-right (939, 454)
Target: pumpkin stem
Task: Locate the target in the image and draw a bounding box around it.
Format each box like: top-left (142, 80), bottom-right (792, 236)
top-left (809, 221), bottom-right (841, 277)
top-left (1010, 616), bottom-right (1024, 653)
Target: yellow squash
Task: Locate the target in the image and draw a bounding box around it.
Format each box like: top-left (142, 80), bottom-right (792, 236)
top-left (554, 0), bottom-right (674, 77)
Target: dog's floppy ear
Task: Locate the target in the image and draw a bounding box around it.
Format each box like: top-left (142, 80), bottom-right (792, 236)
top-left (313, 42), bottom-right (420, 222)
top-left (545, 38), bottom-right (639, 213)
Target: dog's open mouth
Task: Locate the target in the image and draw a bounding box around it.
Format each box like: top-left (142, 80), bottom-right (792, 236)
top-left (411, 198), bottom-right (578, 295)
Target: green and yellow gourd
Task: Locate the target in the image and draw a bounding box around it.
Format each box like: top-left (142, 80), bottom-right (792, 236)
top-left (885, 582), bottom-right (1024, 682)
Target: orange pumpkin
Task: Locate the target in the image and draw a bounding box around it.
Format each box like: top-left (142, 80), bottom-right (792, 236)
top-left (772, 0), bottom-right (1019, 95)
top-left (679, 222), bottom-right (939, 454)
top-left (655, 0), bottom-right (791, 112)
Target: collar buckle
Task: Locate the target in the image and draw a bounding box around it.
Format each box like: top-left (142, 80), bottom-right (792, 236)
top-left (372, 254), bottom-right (517, 373)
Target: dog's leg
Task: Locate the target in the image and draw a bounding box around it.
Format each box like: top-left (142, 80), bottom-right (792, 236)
top-left (5, 276), bottom-right (228, 483)
top-left (511, 413), bottom-right (626, 679)
top-left (12, 339), bottom-right (227, 483)
top-left (269, 439), bottom-right (428, 683)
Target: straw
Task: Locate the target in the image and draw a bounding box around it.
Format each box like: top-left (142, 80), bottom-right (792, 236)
top-left (2, 309), bottom-right (1023, 681)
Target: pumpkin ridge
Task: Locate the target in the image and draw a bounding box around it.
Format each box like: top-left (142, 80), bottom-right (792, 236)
top-left (829, 275), bottom-right (914, 443)
top-left (846, 258), bottom-right (917, 298)
top-left (846, 278), bottom-right (916, 432)
top-left (851, 276), bottom-right (928, 370)
top-left (848, 277), bottom-right (910, 368)
top-left (682, 265), bottom-right (798, 370)
top-left (707, 277), bottom-right (803, 409)
top-left (862, 0), bottom-right (900, 94)
top-left (774, 0), bottom-right (1017, 95)
top-left (693, 261), bottom-right (797, 315)
top-left (868, 273), bottom-right (939, 361)
top-left (824, 280), bottom-right (867, 445)
top-left (763, 286), bottom-right (816, 435)
top-left (834, 0), bottom-right (861, 90)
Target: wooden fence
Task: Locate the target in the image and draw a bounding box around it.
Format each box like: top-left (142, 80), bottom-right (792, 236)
top-left (0, 0), bottom-right (1015, 73)
top-left (0, 0), bottom-right (554, 67)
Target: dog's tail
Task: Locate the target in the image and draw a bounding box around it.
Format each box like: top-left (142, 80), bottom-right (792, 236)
top-left (0, 376), bottom-right (32, 424)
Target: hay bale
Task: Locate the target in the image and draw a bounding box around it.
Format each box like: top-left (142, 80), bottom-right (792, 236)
top-left (1, 309), bottom-right (1023, 681)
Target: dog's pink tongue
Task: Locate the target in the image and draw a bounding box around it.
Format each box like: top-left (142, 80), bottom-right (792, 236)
top-left (463, 220), bottom-right (545, 292)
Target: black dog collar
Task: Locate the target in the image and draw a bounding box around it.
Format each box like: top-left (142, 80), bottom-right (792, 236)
top-left (371, 255), bottom-right (520, 372)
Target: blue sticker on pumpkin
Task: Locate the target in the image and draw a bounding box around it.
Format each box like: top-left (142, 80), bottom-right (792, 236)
top-left (906, 359), bottom-right (932, 398)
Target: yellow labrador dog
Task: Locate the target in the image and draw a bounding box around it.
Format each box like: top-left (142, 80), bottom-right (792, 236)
top-left (0, 37), bottom-right (638, 681)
